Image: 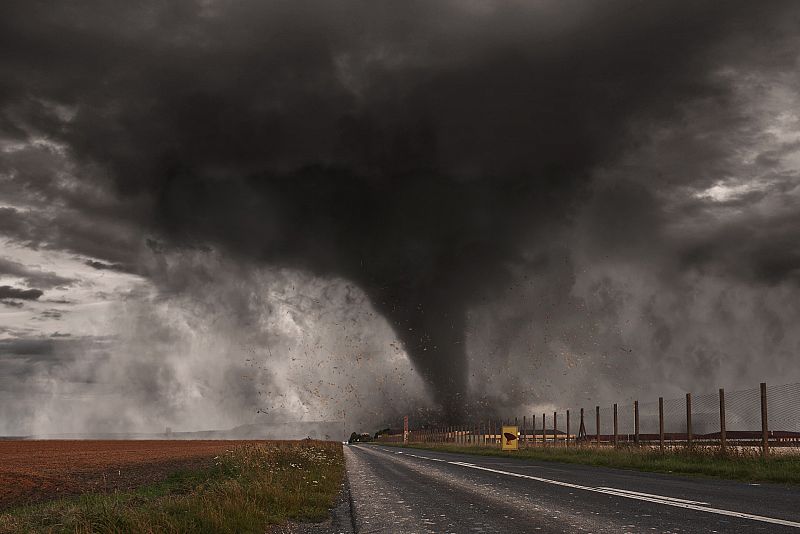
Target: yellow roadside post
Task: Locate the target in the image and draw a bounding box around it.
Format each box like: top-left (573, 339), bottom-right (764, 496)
top-left (501, 425), bottom-right (519, 451)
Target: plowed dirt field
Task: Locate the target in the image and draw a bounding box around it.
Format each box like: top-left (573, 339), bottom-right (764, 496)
top-left (0, 440), bottom-right (260, 509)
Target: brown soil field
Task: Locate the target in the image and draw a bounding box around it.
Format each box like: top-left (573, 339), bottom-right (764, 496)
top-left (0, 440), bottom-right (263, 510)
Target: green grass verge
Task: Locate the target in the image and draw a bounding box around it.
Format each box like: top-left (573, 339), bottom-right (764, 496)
top-left (0, 441), bottom-right (344, 534)
top-left (381, 442), bottom-right (800, 484)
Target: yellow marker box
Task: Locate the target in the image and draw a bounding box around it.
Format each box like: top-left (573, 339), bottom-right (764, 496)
top-left (501, 425), bottom-right (519, 450)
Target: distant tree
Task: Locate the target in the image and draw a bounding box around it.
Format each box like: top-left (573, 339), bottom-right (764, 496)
top-left (348, 432), bottom-right (359, 444)
top-left (374, 428), bottom-right (391, 439)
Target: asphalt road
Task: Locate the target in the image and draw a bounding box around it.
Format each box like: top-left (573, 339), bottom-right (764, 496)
top-left (344, 444), bottom-right (800, 533)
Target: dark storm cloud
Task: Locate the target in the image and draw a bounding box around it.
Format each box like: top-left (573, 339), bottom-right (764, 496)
top-left (675, 208), bottom-right (800, 285)
top-left (0, 285), bottom-right (43, 300)
top-left (0, 208), bottom-right (33, 241)
top-left (0, 203), bottom-right (142, 268)
top-left (2, 0), bottom-right (799, 413)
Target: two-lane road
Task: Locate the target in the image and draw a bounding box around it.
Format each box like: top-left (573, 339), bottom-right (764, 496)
top-left (344, 444), bottom-right (800, 533)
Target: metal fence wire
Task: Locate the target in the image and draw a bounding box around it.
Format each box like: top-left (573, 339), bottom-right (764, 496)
top-left (767, 382), bottom-right (800, 433)
top-left (376, 382), bottom-right (800, 452)
top-left (560, 383), bottom-right (800, 443)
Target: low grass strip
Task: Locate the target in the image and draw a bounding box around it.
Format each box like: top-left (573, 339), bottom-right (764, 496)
top-left (382, 443), bottom-right (800, 484)
top-left (0, 440), bottom-right (344, 534)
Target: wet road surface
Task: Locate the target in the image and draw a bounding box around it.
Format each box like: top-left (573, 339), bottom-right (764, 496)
top-left (344, 444), bottom-right (800, 533)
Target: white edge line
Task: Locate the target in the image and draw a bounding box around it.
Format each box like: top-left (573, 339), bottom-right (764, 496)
top-left (597, 487), bottom-right (709, 506)
top-left (444, 461), bottom-right (800, 529)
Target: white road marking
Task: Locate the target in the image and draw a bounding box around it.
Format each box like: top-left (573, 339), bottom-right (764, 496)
top-left (597, 487), bottom-right (709, 506)
top-left (369, 449), bottom-right (800, 529)
top-left (441, 460), bottom-right (800, 529)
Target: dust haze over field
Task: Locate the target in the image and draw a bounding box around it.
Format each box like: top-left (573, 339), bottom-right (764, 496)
top-left (1, 1), bottom-right (800, 434)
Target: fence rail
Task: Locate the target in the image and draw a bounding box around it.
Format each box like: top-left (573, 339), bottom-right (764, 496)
top-left (376, 382), bottom-right (800, 456)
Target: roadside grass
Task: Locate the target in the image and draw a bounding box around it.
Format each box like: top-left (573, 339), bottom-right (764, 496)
top-left (0, 440), bottom-right (344, 534)
top-left (382, 442), bottom-right (800, 484)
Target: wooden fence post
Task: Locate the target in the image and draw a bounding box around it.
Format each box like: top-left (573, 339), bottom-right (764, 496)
top-left (613, 403), bottom-right (618, 447)
top-left (659, 397), bottom-right (664, 452)
top-left (634, 400), bottom-right (640, 446)
top-left (761, 382), bottom-right (769, 458)
top-left (542, 413), bottom-right (546, 447)
top-left (595, 406), bottom-right (600, 446)
top-left (686, 393), bottom-right (693, 448)
top-left (719, 388), bottom-right (726, 451)
top-left (523, 416), bottom-right (527, 448)
top-left (554, 411), bottom-right (558, 446)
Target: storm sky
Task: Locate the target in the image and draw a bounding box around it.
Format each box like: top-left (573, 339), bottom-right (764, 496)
top-left (1, 0), bottom-right (800, 435)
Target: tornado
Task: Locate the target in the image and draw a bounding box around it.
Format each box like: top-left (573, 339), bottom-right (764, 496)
top-left (4, 0), bottom-right (794, 415)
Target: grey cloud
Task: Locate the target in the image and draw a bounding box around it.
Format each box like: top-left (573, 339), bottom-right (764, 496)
top-left (0, 285), bottom-right (43, 300)
top-left (0, 337), bottom-right (54, 356)
top-left (44, 298), bottom-right (73, 304)
top-left (36, 308), bottom-right (64, 320)
top-left (0, 257), bottom-right (75, 288)
top-left (85, 260), bottom-right (129, 272)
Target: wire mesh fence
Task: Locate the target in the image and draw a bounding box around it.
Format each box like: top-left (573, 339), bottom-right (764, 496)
top-left (376, 381), bottom-right (800, 453)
